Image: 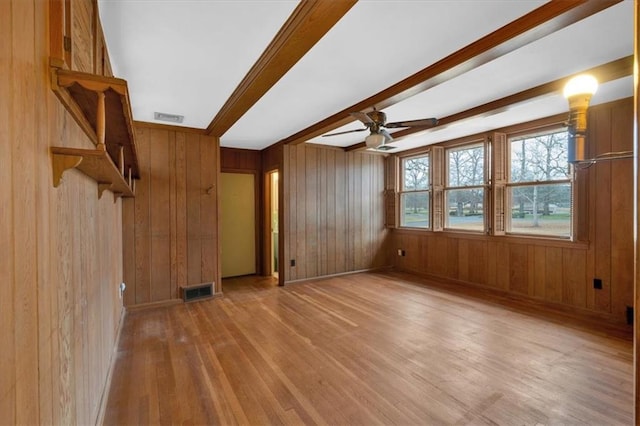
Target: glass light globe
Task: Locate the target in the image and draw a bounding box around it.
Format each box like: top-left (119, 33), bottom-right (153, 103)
top-left (365, 133), bottom-right (386, 149)
top-left (563, 74), bottom-right (598, 99)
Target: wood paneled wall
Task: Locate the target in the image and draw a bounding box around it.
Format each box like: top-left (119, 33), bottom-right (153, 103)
top-left (1, 0), bottom-right (124, 423)
top-left (283, 145), bottom-right (390, 282)
top-left (391, 99), bottom-right (634, 325)
top-left (221, 147), bottom-right (261, 172)
top-left (123, 126), bottom-right (221, 306)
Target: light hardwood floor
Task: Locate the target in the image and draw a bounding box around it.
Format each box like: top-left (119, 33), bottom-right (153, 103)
top-left (104, 272), bottom-right (633, 425)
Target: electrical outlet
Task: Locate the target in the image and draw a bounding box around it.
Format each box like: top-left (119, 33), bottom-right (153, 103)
top-left (593, 278), bottom-right (602, 290)
top-left (290, 259), bottom-right (296, 267)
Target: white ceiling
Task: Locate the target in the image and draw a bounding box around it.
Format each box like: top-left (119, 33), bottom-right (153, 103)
top-left (98, 0), bottom-right (634, 152)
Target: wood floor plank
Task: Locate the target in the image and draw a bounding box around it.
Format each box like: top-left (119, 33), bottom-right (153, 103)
top-left (104, 272), bottom-right (633, 425)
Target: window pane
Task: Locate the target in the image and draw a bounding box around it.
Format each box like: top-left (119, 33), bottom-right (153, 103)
top-left (509, 183), bottom-right (571, 237)
top-left (403, 156), bottom-right (429, 190)
top-left (448, 144), bottom-right (484, 186)
top-left (510, 131), bottom-right (569, 183)
top-left (400, 192), bottom-right (429, 228)
top-left (446, 188), bottom-right (484, 231)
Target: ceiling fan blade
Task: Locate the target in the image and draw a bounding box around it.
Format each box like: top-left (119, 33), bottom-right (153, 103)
top-left (385, 118), bottom-right (438, 128)
top-left (380, 129), bottom-right (393, 144)
top-left (322, 128), bottom-right (367, 137)
top-left (351, 111), bottom-right (375, 125)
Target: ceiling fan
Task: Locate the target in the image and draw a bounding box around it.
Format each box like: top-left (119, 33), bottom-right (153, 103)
top-left (322, 108), bottom-right (438, 150)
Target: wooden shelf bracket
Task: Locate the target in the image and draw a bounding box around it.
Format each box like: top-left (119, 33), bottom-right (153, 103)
top-left (52, 153), bottom-right (83, 187)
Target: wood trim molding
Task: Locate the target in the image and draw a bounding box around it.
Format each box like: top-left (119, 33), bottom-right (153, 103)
top-left (124, 299), bottom-right (184, 312)
top-left (133, 120), bottom-right (208, 134)
top-left (279, 0), bottom-right (622, 147)
top-left (284, 267), bottom-right (393, 286)
top-left (345, 56), bottom-right (633, 152)
top-left (94, 307), bottom-right (126, 426)
top-left (633, 0), bottom-right (639, 422)
top-left (206, 0), bottom-right (357, 137)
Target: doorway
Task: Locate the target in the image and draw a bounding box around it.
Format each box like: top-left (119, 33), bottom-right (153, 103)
top-left (266, 170), bottom-right (279, 278)
top-left (220, 172), bottom-right (256, 278)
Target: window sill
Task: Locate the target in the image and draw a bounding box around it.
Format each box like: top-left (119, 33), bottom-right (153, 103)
top-left (391, 227), bottom-right (589, 249)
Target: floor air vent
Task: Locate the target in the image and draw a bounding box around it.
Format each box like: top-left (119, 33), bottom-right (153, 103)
top-left (181, 283), bottom-right (213, 302)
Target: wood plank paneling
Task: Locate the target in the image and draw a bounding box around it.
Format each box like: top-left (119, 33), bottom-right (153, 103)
top-left (509, 244), bottom-right (528, 295)
top-left (1, 0), bottom-right (17, 419)
top-left (200, 137), bottom-right (218, 286)
top-left (390, 99), bottom-right (634, 325)
top-left (563, 248), bottom-right (586, 307)
top-left (186, 134), bottom-right (202, 285)
top-left (134, 128), bottom-right (151, 304)
top-left (283, 145), bottom-right (389, 282)
top-left (610, 100), bottom-right (634, 318)
top-left (124, 125), bottom-right (221, 305)
top-left (533, 245), bottom-right (547, 299)
top-left (12, 0), bottom-right (40, 422)
top-left (150, 129), bottom-right (171, 302)
top-left (71, 0), bottom-right (94, 73)
top-left (175, 133), bottom-right (188, 289)
top-left (591, 102), bottom-right (613, 312)
top-left (1, 1), bottom-right (125, 423)
top-left (221, 147), bottom-right (261, 172)
top-left (122, 197), bottom-right (136, 306)
top-left (295, 146), bottom-right (307, 279)
top-left (35, 0), bottom-right (55, 422)
top-left (305, 147), bottom-right (318, 278)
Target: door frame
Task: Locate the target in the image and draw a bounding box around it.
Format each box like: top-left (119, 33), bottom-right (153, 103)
top-left (264, 168), bottom-right (284, 286)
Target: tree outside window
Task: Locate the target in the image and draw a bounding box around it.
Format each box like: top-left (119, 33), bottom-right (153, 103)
top-left (400, 155), bottom-right (430, 228)
top-left (445, 143), bottom-right (485, 231)
top-left (508, 130), bottom-right (572, 237)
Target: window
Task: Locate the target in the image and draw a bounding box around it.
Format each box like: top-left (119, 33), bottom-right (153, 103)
top-left (400, 154), bottom-right (430, 228)
top-left (445, 143), bottom-right (485, 231)
top-left (508, 129), bottom-right (572, 238)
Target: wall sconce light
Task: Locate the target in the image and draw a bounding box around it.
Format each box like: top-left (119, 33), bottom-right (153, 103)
top-left (563, 74), bottom-right (598, 163)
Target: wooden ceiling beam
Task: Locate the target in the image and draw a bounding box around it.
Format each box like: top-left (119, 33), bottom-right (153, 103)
top-left (344, 55), bottom-right (633, 152)
top-left (279, 0), bottom-right (622, 147)
top-left (205, 0), bottom-right (357, 137)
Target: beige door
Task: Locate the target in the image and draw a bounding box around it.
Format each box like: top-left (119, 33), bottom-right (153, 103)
top-left (221, 173), bottom-right (256, 277)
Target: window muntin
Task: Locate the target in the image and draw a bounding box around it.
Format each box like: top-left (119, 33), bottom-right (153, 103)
top-left (508, 130), bottom-right (572, 238)
top-left (445, 143), bottom-right (485, 231)
top-left (400, 155), bottom-right (430, 228)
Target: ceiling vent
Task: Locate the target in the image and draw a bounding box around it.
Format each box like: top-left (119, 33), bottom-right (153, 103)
top-left (374, 145), bottom-right (396, 151)
top-left (154, 112), bottom-right (184, 123)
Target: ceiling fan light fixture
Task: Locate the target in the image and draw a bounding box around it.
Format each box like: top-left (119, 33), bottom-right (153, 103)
top-left (365, 133), bottom-right (386, 149)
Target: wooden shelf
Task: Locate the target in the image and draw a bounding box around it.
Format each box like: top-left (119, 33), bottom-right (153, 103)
top-left (50, 66), bottom-right (140, 181)
top-left (51, 146), bottom-right (135, 199)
